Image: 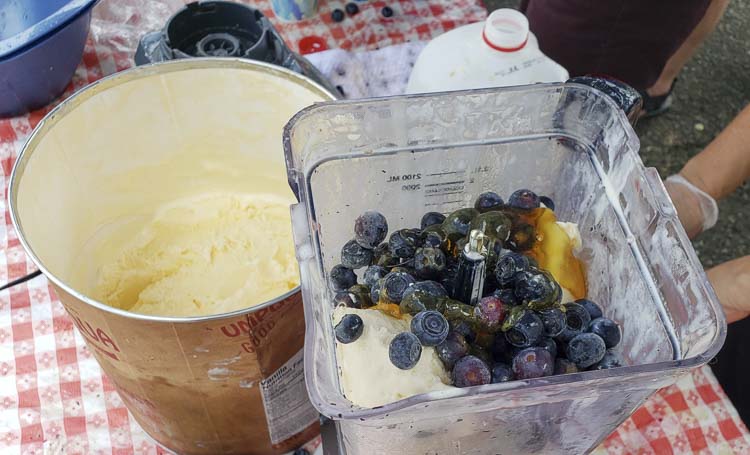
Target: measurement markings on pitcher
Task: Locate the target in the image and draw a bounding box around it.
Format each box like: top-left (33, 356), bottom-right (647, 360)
top-left (384, 170), bottom-right (467, 195)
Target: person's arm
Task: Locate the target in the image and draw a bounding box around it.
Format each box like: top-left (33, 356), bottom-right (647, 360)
top-left (680, 104), bottom-right (750, 200)
top-left (665, 104), bottom-right (750, 238)
top-left (706, 256), bottom-right (750, 324)
top-left (664, 105), bottom-right (750, 323)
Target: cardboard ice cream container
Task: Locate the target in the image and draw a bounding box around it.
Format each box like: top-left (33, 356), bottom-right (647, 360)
top-left (9, 58), bottom-right (335, 455)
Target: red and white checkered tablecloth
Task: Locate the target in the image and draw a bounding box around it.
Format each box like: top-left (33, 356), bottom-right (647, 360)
top-left (1, 1), bottom-right (749, 454)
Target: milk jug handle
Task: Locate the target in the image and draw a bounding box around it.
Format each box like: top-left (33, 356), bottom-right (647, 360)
top-left (566, 76), bottom-right (643, 125)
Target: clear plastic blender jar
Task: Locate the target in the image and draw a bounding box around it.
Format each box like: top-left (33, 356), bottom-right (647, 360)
top-left (283, 83), bottom-right (726, 454)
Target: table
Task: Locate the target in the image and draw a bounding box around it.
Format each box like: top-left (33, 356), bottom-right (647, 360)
top-left (1, 1), bottom-right (748, 453)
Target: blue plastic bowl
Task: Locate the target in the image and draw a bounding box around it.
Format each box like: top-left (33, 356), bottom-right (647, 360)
top-left (0, 0), bottom-right (99, 117)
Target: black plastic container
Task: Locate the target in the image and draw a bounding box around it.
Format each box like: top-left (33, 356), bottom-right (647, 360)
top-left (135, 1), bottom-right (339, 97)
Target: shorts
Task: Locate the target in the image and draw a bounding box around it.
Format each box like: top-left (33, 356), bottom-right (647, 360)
top-left (520, 0), bottom-right (712, 91)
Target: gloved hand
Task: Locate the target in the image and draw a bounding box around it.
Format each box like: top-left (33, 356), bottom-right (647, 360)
top-left (663, 174), bottom-right (718, 239)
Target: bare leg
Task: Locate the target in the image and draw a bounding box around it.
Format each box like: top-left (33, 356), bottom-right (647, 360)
top-left (706, 256), bottom-right (750, 323)
top-left (647, 0), bottom-right (731, 96)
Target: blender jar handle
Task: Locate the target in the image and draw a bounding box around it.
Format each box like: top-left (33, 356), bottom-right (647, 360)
top-left (566, 76), bottom-right (643, 125)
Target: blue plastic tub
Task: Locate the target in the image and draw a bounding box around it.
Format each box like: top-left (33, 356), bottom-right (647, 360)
top-left (0, 0), bottom-right (99, 117)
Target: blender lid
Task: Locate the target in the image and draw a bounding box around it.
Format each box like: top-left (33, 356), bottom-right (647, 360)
top-left (0, 0), bottom-right (99, 60)
top-left (134, 1), bottom-right (341, 97)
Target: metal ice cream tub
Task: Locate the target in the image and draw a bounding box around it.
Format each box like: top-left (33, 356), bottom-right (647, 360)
top-left (283, 84), bottom-right (727, 454)
top-left (9, 59), bottom-right (334, 455)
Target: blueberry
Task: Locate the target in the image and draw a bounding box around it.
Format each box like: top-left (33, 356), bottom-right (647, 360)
top-left (491, 362), bottom-right (514, 383)
top-left (452, 355), bottom-right (491, 387)
top-left (468, 344), bottom-right (492, 366)
top-left (389, 332), bottom-right (422, 369)
top-left (293, 448), bottom-right (310, 455)
top-left (566, 333), bottom-right (606, 368)
top-left (558, 302), bottom-right (592, 342)
top-left (512, 347), bottom-right (553, 379)
top-left (590, 350), bottom-right (623, 370)
top-left (535, 335), bottom-right (556, 356)
top-left (495, 250), bottom-right (532, 287)
top-left (363, 265), bottom-right (388, 287)
top-left (370, 279), bottom-right (383, 303)
top-left (436, 331), bottom-right (468, 369)
top-left (335, 314), bottom-right (363, 344)
top-left (474, 192), bottom-right (504, 212)
top-left (442, 208), bottom-right (479, 237)
top-left (576, 298), bottom-right (604, 320)
top-left (490, 332), bottom-right (511, 362)
top-left (421, 212), bottom-right (446, 229)
top-left (354, 211), bottom-right (388, 249)
top-left (539, 196), bottom-right (555, 211)
top-left (350, 284), bottom-right (373, 306)
top-left (554, 338), bottom-right (568, 358)
top-left (329, 264), bottom-right (357, 292)
top-left (538, 307), bottom-right (566, 337)
top-left (341, 239), bottom-right (373, 269)
top-left (505, 310), bottom-right (543, 348)
top-left (373, 243), bottom-right (399, 268)
top-left (400, 282), bottom-right (447, 315)
top-left (405, 280), bottom-right (448, 299)
top-left (474, 295), bottom-right (507, 331)
top-left (345, 2), bottom-right (359, 15)
top-left (410, 310), bottom-right (449, 346)
top-left (334, 291), bottom-right (357, 308)
top-left (421, 229), bottom-right (445, 249)
top-left (473, 330), bottom-right (495, 350)
top-left (508, 189), bottom-right (541, 210)
top-left (413, 247), bottom-right (447, 279)
top-left (382, 271), bottom-right (416, 303)
top-left (376, 252), bottom-right (400, 268)
top-left (507, 222), bottom-right (536, 251)
top-left (588, 317), bottom-right (621, 348)
top-left (470, 211), bottom-right (512, 242)
top-left (554, 358), bottom-right (579, 375)
top-left (381, 5), bottom-right (394, 17)
top-left (389, 229), bottom-right (421, 258)
top-left (513, 269), bottom-right (559, 309)
top-left (390, 265), bottom-right (416, 275)
top-left (399, 290), bottom-right (431, 315)
top-left (334, 285), bottom-right (372, 309)
top-left (450, 319), bottom-right (476, 344)
top-left (331, 8), bottom-right (345, 22)
top-left (492, 287), bottom-right (520, 306)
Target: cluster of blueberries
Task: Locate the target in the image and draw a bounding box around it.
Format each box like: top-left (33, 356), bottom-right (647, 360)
top-left (331, 3), bottom-right (395, 23)
top-left (330, 189), bottom-right (624, 388)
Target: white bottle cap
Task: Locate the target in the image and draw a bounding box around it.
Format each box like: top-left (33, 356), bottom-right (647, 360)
top-left (483, 9), bottom-right (529, 52)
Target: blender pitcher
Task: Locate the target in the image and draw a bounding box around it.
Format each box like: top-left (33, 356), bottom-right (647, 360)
top-left (283, 81), bottom-right (725, 454)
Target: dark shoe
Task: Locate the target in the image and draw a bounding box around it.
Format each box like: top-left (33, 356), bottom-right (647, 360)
top-left (639, 79), bottom-right (676, 118)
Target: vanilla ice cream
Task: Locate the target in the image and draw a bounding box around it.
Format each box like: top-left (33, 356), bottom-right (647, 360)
top-left (66, 150), bottom-right (301, 318)
top-left (93, 191), bottom-right (298, 317)
top-left (334, 307), bottom-right (452, 408)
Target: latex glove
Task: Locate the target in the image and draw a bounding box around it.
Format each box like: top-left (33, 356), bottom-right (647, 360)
top-left (663, 174), bottom-right (718, 239)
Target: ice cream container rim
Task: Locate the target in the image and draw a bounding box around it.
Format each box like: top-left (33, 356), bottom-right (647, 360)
top-left (8, 57), bottom-right (336, 324)
top-left (283, 83), bottom-right (727, 420)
